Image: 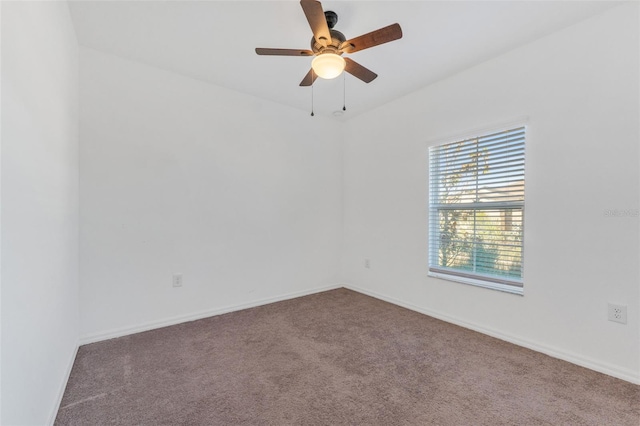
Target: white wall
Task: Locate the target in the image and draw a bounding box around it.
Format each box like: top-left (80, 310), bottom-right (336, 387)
top-left (342, 3), bottom-right (639, 383)
top-left (79, 48), bottom-right (342, 341)
top-left (1, 1), bottom-right (80, 425)
top-left (0, 2), bottom-right (3, 422)
top-left (0, 2), bottom-right (4, 422)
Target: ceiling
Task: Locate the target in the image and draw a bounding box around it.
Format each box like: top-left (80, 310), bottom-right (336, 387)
top-left (69, 1), bottom-right (621, 120)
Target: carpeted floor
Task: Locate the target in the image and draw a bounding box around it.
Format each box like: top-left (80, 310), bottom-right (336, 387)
top-left (56, 288), bottom-right (639, 425)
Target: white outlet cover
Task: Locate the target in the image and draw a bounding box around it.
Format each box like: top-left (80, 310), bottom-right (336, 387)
top-left (172, 273), bottom-right (183, 287)
top-left (608, 303), bottom-right (627, 324)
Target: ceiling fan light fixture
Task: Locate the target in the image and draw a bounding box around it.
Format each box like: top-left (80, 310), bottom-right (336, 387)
top-left (311, 53), bottom-right (345, 79)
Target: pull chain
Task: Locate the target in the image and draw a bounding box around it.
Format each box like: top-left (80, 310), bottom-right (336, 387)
top-left (343, 73), bottom-right (346, 111)
top-left (310, 69), bottom-right (315, 117)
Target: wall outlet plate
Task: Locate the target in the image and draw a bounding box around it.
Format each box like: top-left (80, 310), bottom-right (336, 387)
top-left (172, 273), bottom-right (183, 288)
top-left (608, 303), bottom-right (627, 324)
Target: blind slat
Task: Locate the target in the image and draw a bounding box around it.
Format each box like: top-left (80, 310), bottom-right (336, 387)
top-left (430, 128), bottom-right (525, 156)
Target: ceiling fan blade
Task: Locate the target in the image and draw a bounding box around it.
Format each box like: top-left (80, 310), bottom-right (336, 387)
top-left (299, 68), bottom-right (319, 86)
top-left (344, 58), bottom-right (377, 83)
top-left (340, 23), bottom-right (403, 54)
top-left (255, 48), bottom-right (314, 56)
top-left (300, 0), bottom-right (331, 47)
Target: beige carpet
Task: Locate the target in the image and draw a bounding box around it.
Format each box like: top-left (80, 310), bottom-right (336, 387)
top-left (56, 288), bottom-right (639, 425)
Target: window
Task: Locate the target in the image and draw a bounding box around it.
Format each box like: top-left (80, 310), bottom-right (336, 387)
top-left (428, 126), bottom-right (525, 294)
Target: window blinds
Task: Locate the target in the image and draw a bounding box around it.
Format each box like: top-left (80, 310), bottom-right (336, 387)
top-left (429, 126), bottom-right (525, 287)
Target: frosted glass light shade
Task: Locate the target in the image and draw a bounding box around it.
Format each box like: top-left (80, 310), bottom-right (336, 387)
top-left (311, 53), bottom-right (346, 79)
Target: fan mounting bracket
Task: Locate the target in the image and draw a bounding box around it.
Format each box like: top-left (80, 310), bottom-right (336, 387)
top-left (325, 11), bottom-right (338, 29)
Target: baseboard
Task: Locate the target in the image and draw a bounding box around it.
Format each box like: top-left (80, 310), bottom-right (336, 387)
top-left (343, 283), bottom-right (640, 385)
top-left (48, 341), bottom-right (79, 426)
top-left (79, 284), bottom-right (342, 345)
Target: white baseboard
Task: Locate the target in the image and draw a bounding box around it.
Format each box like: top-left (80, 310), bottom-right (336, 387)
top-left (79, 284), bottom-right (342, 345)
top-left (48, 341), bottom-right (79, 426)
top-left (343, 283), bottom-right (640, 385)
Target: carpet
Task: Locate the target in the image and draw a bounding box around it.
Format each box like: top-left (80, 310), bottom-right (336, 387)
top-left (55, 288), bottom-right (639, 425)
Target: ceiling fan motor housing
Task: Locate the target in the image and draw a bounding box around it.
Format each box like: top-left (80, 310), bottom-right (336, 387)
top-left (311, 29), bottom-right (346, 54)
top-left (309, 10), bottom-right (344, 54)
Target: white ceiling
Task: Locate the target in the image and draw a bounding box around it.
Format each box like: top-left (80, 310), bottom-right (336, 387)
top-left (69, 0), bottom-right (621, 120)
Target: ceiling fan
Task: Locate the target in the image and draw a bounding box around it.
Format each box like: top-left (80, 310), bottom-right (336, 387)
top-left (255, 0), bottom-right (403, 86)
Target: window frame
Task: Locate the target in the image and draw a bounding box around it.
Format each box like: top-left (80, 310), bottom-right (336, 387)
top-left (427, 124), bottom-right (526, 295)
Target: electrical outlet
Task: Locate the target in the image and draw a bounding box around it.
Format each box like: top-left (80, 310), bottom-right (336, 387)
top-left (364, 258), bottom-right (370, 269)
top-left (608, 303), bottom-right (627, 324)
top-left (172, 273), bottom-right (183, 288)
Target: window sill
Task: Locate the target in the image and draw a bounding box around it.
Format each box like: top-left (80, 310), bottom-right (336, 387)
top-left (428, 271), bottom-right (524, 296)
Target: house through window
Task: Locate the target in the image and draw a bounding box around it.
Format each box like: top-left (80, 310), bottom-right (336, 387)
top-left (428, 126), bottom-right (525, 294)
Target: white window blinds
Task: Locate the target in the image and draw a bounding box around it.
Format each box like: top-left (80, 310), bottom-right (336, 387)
top-left (429, 126), bottom-right (525, 289)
